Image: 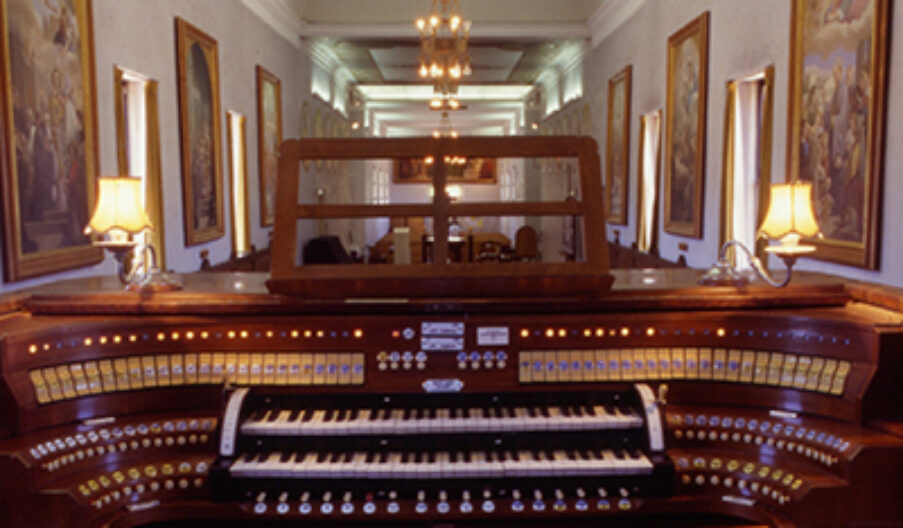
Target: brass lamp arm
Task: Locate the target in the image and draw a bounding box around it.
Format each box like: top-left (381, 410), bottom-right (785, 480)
top-left (718, 240), bottom-right (793, 288)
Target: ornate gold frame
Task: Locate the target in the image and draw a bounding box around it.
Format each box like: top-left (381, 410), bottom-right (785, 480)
top-left (605, 65), bottom-right (632, 225)
top-left (256, 65), bottom-right (281, 227)
top-left (785, 0), bottom-right (888, 269)
top-left (175, 17), bottom-right (224, 246)
top-left (0, 0), bottom-right (102, 281)
top-left (663, 11), bottom-right (709, 239)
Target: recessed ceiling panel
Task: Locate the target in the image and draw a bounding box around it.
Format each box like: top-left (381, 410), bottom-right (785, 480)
top-left (368, 45), bottom-right (524, 83)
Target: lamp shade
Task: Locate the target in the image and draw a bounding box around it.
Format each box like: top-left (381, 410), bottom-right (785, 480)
top-left (84, 176), bottom-right (153, 235)
top-left (758, 182), bottom-right (820, 240)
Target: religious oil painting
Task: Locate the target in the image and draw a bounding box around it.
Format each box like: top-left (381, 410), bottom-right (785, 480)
top-left (176, 17), bottom-right (223, 246)
top-left (0, 0), bottom-right (101, 280)
top-left (394, 158), bottom-right (497, 184)
top-left (787, 0), bottom-right (888, 269)
top-left (664, 12), bottom-right (708, 238)
top-left (606, 65), bottom-right (631, 225)
top-left (256, 65), bottom-right (281, 227)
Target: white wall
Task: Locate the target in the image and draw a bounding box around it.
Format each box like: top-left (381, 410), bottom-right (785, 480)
top-left (585, 0), bottom-right (903, 287)
top-left (4, 1), bottom-right (902, 291)
top-left (0, 0), bottom-right (309, 292)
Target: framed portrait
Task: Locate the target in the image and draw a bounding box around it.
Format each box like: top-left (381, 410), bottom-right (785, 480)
top-left (786, 0), bottom-right (888, 269)
top-left (256, 65), bottom-right (281, 227)
top-left (664, 11), bottom-right (709, 238)
top-left (394, 158), bottom-right (497, 184)
top-left (176, 17), bottom-right (224, 246)
top-left (0, 0), bottom-right (102, 281)
top-left (605, 65), bottom-right (632, 225)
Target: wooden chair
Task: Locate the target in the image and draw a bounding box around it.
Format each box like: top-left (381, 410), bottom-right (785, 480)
top-left (513, 225), bottom-right (538, 261)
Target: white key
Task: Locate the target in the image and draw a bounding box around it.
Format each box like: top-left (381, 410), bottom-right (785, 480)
top-left (389, 409), bottom-right (406, 434)
top-left (551, 449), bottom-right (578, 476)
top-left (435, 409), bottom-right (451, 433)
top-left (349, 408), bottom-right (371, 435)
top-left (512, 408), bottom-right (530, 431)
top-left (229, 452), bottom-right (259, 477)
top-left (306, 410), bottom-right (327, 435)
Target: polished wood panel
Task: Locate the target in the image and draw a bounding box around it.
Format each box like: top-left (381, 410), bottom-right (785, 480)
top-left (0, 271), bottom-right (902, 527)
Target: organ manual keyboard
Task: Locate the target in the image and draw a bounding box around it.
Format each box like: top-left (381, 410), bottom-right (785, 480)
top-left (3, 137), bottom-right (903, 528)
top-left (210, 383), bottom-right (672, 516)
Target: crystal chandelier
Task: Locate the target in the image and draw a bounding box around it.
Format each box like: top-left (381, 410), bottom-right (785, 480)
top-left (416, 0), bottom-right (472, 96)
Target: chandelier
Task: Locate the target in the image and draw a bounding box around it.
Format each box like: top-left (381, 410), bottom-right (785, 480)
top-left (426, 111), bottom-right (466, 165)
top-left (431, 111), bottom-right (459, 139)
top-left (416, 0), bottom-right (472, 96)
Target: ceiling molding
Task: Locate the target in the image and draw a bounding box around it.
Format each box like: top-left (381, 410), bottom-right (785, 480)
top-left (356, 84), bottom-right (534, 102)
top-left (588, 0), bottom-right (645, 48)
top-left (534, 40), bottom-right (588, 87)
top-left (241, 0), bottom-right (306, 49)
top-left (297, 22), bottom-right (589, 39)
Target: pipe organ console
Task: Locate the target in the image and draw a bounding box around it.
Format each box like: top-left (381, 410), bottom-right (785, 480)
top-left (1, 271), bottom-right (903, 527)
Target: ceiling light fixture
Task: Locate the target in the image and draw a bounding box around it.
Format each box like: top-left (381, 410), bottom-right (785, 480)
top-left (429, 96), bottom-right (464, 111)
top-left (431, 110), bottom-right (459, 138)
top-left (416, 0), bottom-right (472, 98)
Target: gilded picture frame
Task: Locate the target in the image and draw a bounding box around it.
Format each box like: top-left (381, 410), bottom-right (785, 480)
top-left (175, 17), bottom-right (224, 246)
top-left (605, 65), bottom-right (631, 225)
top-left (664, 11), bottom-right (709, 238)
top-left (786, 0), bottom-right (888, 269)
top-left (256, 65), bottom-right (281, 227)
top-left (0, 0), bottom-right (102, 281)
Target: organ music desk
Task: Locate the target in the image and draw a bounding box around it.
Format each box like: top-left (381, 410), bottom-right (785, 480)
top-left (2, 270), bottom-right (903, 527)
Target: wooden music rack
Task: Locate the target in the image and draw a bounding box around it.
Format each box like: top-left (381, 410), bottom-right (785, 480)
top-left (266, 136), bottom-right (613, 298)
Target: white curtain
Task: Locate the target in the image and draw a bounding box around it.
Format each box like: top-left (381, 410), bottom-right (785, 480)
top-left (637, 111), bottom-right (661, 253)
top-left (731, 81), bottom-right (764, 268)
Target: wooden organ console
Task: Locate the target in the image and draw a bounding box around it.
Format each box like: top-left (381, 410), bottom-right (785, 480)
top-left (2, 137), bottom-right (903, 527)
top-left (1, 272), bottom-right (903, 527)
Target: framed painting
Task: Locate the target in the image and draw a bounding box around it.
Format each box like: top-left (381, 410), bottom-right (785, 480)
top-left (605, 65), bottom-right (631, 225)
top-left (0, 0), bottom-right (102, 281)
top-left (664, 11), bottom-right (709, 238)
top-left (786, 0), bottom-right (888, 269)
top-left (175, 17), bottom-right (224, 246)
top-left (394, 158), bottom-right (497, 184)
top-left (256, 65), bottom-right (281, 227)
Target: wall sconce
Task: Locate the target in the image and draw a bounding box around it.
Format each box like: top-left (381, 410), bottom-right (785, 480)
top-left (84, 176), bottom-right (180, 292)
top-left (699, 181), bottom-right (821, 288)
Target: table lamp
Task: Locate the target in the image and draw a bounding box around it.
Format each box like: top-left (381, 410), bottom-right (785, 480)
top-left (84, 176), bottom-right (181, 292)
top-left (699, 181), bottom-right (821, 288)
